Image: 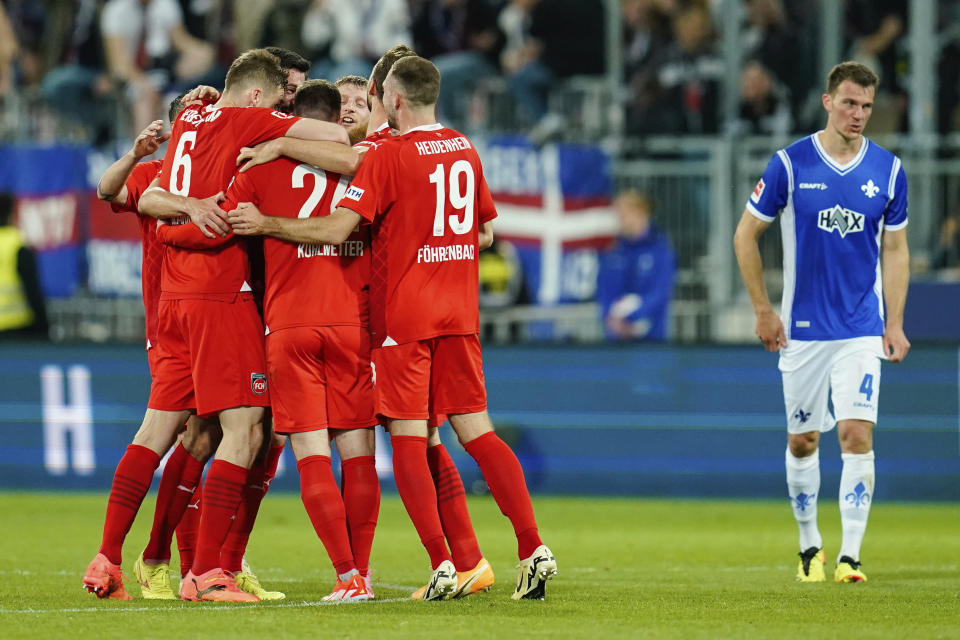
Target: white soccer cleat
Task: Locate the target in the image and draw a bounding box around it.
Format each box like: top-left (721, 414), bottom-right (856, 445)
top-left (512, 544), bottom-right (557, 600)
top-left (419, 560), bottom-right (458, 601)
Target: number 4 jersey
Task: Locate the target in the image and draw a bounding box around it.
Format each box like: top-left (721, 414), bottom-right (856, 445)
top-left (746, 133), bottom-right (908, 341)
top-left (340, 123), bottom-right (498, 346)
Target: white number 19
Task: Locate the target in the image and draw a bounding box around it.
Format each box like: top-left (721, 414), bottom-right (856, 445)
top-left (429, 160), bottom-right (475, 236)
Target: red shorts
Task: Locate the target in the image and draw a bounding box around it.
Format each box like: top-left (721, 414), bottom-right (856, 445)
top-left (372, 334), bottom-right (487, 421)
top-left (150, 293), bottom-right (270, 417)
top-left (267, 325), bottom-right (376, 434)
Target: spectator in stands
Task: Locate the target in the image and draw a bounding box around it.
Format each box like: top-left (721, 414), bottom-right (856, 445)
top-left (726, 60), bottom-right (792, 137)
top-left (597, 190), bottom-right (675, 342)
top-left (933, 212), bottom-right (960, 275)
top-left (845, 0), bottom-right (908, 133)
top-left (302, 0), bottom-right (411, 83)
top-left (411, 0), bottom-right (504, 132)
top-left (100, 0), bottom-right (217, 137)
top-left (499, 0), bottom-right (604, 142)
top-left (0, 192), bottom-right (48, 340)
top-left (627, 3), bottom-right (722, 135)
top-left (742, 0), bottom-right (807, 108)
top-left (0, 2), bottom-right (17, 97)
top-left (621, 0), bottom-right (673, 87)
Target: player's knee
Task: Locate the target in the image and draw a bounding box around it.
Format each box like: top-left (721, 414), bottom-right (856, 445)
top-left (788, 432), bottom-right (819, 457)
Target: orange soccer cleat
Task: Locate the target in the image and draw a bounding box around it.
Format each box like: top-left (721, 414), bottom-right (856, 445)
top-left (82, 553), bottom-right (132, 600)
top-left (179, 568), bottom-right (260, 602)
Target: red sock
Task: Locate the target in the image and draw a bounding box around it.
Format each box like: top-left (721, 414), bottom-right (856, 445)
top-left (428, 443), bottom-right (482, 572)
top-left (391, 435), bottom-right (451, 569)
top-left (463, 432), bottom-right (542, 559)
top-left (220, 444), bottom-right (283, 573)
top-left (143, 444), bottom-right (203, 563)
top-left (297, 455), bottom-right (356, 576)
top-left (175, 479), bottom-right (202, 577)
top-left (340, 456), bottom-right (380, 575)
top-left (192, 459), bottom-right (246, 575)
top-left (98, 444), bottom-right (161, 565)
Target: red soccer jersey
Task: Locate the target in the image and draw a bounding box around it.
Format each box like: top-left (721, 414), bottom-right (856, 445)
top-left (157, 104), bottom-right (300, 297)
top-left (353, 122), bottom-right (392, 152)
top-left (225, 157), bottom-right (370, 333)
top-left (338, 123), bottom-right (497, 346)
top-left (111, 159), bottom-right (163, 347)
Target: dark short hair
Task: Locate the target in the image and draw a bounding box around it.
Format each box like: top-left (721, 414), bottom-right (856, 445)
top-left (293, 79), bottom-right (341, 123)
top-left (387, 56), bottom-right (440, 107)
top-left (265, 46), bottom-right (311, 73)
top-left (169, 91), bottom-right (188, 122)
top-left (826, 61), bottom-right (879, 95)
top-left (224, 48), bottom-right (285, 93)
top-left (371, 44), bottom-right (417, 101)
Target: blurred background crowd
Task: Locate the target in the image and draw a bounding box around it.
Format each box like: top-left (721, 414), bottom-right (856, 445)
top-left (1, 0), bottom-right (960, 345)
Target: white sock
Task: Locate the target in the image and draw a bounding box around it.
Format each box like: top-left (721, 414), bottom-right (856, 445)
top-left (785, 448), bottom-right (822, 551)
top-left (337, 568), bottom-right (359, 582)
top-left (838, 450), bottom-right (875, 562)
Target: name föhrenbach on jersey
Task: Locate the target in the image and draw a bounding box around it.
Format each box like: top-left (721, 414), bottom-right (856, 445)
top-left (417, 244), bottom-right (475, 263)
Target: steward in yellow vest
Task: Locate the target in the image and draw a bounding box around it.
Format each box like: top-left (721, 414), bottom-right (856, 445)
top-left (0, 193), bottom-right (47, 337)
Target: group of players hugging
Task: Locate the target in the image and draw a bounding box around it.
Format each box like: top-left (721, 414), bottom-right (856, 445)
top-left (81, 42), bottom-right (557, 604)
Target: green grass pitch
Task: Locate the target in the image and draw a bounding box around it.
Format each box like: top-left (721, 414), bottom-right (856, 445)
top-left (0, 492), bottom-right (957, 639)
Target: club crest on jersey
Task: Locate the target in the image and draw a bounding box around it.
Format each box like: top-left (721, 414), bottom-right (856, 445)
top-left (817, 205), bottom-right (864, 238)
top-left (750, 178), bottom-right (765, 203)
top-left (251, 373), bottom-right (267, 395)
top-left (344, 185), bottom-right (364, 201)
top-left (861, 179), bottom-right (879, 198)
top-left (270, 110), bottom-right (293, 119)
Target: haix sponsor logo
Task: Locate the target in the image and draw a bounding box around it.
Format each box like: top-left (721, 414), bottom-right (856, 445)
top-left (344, 186), bottom-right (364, 201)
top-left (799, 182), bottom-right (828, 190)
top-left (817, 205), bottom-right (864, 238)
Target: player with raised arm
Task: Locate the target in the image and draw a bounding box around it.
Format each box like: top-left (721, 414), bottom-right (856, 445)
top-left (81, 93), bottom-right (227, 601)
top-left (135, 48), bottom-right (344, 603)
top-left (233, 45), bottom-right (497, 600)
top-left (232, 56), bottom-right (556, 602)
top-left (734, 61), bottom-right (910, 584)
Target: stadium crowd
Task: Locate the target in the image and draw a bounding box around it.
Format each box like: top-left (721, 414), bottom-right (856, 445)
top-left (4, 0), bottom-right (960, 145)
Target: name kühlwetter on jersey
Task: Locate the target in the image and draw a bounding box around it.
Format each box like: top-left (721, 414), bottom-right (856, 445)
top-left (417, 244), bottom-right (476, 263)
top-left (297, 241), bottom-right (364, 258)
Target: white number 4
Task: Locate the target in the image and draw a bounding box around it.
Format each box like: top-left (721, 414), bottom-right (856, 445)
top-left (429, 160), bottom-right (475, 236)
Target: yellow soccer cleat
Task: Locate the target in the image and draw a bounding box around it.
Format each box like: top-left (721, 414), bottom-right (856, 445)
top-left (235, 558), bottom-right (286, 601)
top-left (795, 547), bottom-right (826, 583)
top-left (834, 556), bottom-right (867, 583)
top-left (133, 553), bottom-right (176, 599)
top-left (512, 545), bottom-right (557, 601)
top-left (452, 558), bottom-right (495, 599)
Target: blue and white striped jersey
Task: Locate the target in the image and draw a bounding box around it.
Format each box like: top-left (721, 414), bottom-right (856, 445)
top-left (746, 133), bottom-right (908, 341)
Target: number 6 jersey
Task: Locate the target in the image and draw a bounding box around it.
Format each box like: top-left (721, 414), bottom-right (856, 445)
top-left (340, 123), bottom-right (498, 346)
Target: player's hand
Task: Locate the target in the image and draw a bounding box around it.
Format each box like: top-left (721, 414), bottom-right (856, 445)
top-left (228, 202), bottom-right (268, 236)
top-left (882, 325), bottom-right (911, 362)
top-left (132, 120), bottom-right (168, 159)
top-left (181, 84), bottom-right (220, 106)
top-left (755, 308), bottom-right (787, 352)
top-left (186, 192), bottom-right (229, 238)
top-left (236, 140), bottom-right (281, 172)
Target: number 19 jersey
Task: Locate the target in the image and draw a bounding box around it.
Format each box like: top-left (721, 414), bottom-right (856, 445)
top-left (746, 133), bottom-right (908, 341)
top-left (339, 123), bottom-right (498, 346)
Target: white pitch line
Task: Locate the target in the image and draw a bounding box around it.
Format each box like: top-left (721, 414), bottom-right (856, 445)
top-left (0, 596), bottom-right (414, 615)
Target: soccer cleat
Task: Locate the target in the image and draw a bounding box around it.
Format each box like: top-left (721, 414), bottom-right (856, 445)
top-left (321, 573), bottom-right (372, 603)
top-left (452, 558), bottom-right (495, 598)
top-left (795, 547), bottom-right (826, 583)
top-left (133, 553), bottom-right (176, 599)
top-left (511, 544), bottom-right (557, 601)
top-left (82, 553), bottom-right (132, 600)
top-left (179, 568), bottom-right (260, 602)
top-left (235, 558), bottom-right (285, 601)
top-left (834, 556), bottom-right (868, 583)
top-left (362, 571), bottom-right (374, 599)
top-left (413, 560), bottom-right (458, 601)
